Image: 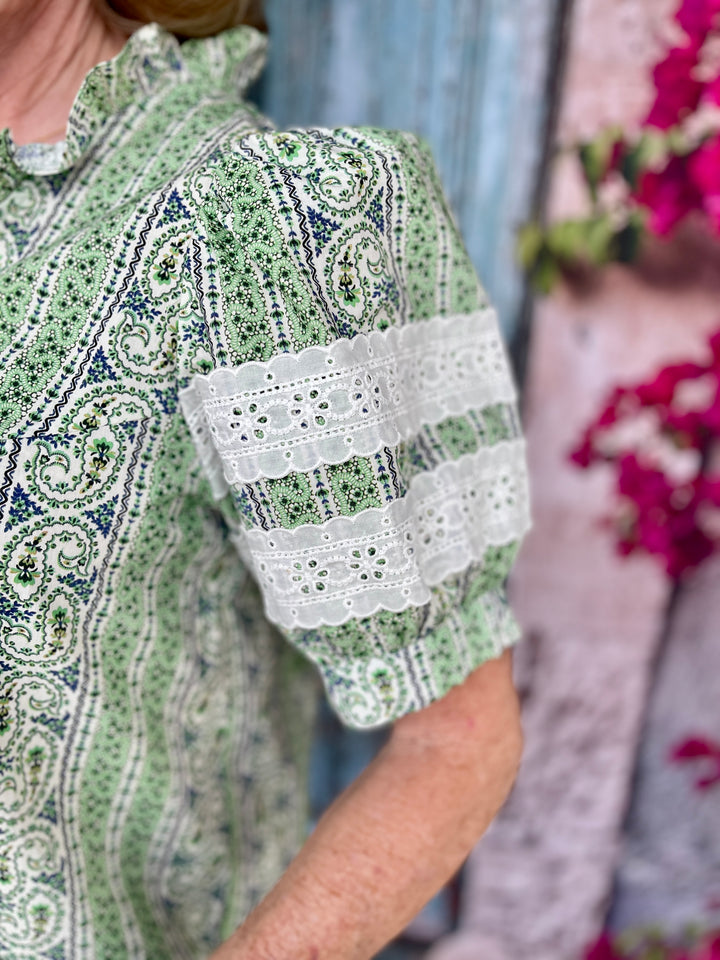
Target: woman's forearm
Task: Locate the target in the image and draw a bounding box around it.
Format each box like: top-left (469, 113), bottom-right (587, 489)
top-left (208, 649), bottom-right (523, 960)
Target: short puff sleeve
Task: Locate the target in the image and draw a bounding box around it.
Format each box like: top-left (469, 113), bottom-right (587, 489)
top-left (180, 126), bottom-right (532, 728)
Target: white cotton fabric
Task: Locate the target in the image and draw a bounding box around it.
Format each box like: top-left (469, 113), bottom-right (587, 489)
top-left (179, 309), bottom-right (517, 496)
top-left (231, 440), bottom-right (531, 629)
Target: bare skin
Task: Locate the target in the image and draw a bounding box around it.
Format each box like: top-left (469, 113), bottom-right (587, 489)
top-left (0, 0), bottom-right (128, 144)
top-left (2, 4), bottom-right (526, 957)
top-left (208, 649), bottom-right (522, 960)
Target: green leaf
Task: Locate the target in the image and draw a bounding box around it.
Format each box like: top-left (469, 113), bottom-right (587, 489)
top-left (544, 216), bottom-right (614, 266)
top-left (578, 143), bottom-right (603, 203)
top-left (620, 130), bottom-right (668, 190)
top-left (666, 125), bottom-right (689, 156)
top-left (619, 145), bottom-right (643, 191)
top-left (532, 249), bottom-right (561, 294)
top-left (545, 219), bottom-right (588, 260)
top-left (516, 222), bottom-right (545, 269)
top-left (585, 216), bottom-right (615, 263)
top-left (614, 210), bottom-right (646, 263)
top-left (577, 125), bottom-right (624, 201)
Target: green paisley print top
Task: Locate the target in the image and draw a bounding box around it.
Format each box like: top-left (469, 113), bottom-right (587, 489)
top-left (0, 20), bottom-right (531, 960)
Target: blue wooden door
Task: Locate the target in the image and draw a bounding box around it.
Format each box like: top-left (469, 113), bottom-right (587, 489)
top-left (253, 0), bottom-right (560, 341)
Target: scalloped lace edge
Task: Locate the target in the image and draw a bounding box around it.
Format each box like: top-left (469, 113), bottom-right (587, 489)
top-left (179, 308), bottom-right (518, 492)
top-left (231, 439), bottom-right (531, 630)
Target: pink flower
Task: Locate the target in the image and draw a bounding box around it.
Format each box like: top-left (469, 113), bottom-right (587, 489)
top-left (568, 389), bottom-right (630, 467)
top-left (670, 735), bottom-right (720, 789)
top-left (700, 474), bottom-right (720, 505)
top-left (614, 456), bottom-right (715, 577)
top-left (605, 139), bottom-right (628, 180)
top-left (635, 362), bottom-right (706, 405)
top-left (569, 434), bottom-right (596, 468)
top-left (571, 326), bottom-right (720, 579)
top-left (672, 735), bottom-right (720, 759)
top-left (702, 933), bottom-right (720, 960)
top-left (662, 407), bottom-right (706, 447)
top-left (688, 134), bottom-right (720, 233)
top-left (676, 0), bottom-right (720, 39)
top-left (616, 453), bottom-right (670, 506)
top-left (635, 155), bottom-right (704, 235)
top-left (584, 933), bottom-right (624, 960)
top-left (706, 72), bottom-right (720, 106)
top-left (700, 386), bottom-right (720, 433)
top-left (646, 43), bottom-right (704, 129)
top-left (663, 519), bottom-right (715, 577)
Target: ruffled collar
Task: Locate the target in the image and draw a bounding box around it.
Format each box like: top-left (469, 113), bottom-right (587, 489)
top-left (0, 21), bottom-right (267, 180)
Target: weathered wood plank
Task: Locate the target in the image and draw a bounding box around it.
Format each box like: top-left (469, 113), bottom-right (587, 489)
top-left (608, 554), bottom-right (720, 936)
top-left (253, 0), bottom-right (559, 339)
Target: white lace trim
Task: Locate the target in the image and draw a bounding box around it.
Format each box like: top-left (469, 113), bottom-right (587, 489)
top-left (179, 308), bottom-right (517, 494)
top-left (233, 440), bottom-right (531, 630)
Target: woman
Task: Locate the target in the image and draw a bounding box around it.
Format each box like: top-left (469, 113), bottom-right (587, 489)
top-left (0, 1), bottom-right (532, 958)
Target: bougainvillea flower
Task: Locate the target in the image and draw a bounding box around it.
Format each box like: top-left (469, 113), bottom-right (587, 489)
top-left (700, 474), bottom-right (720, 505)
top-left (606, 138), bottom-right (628, 179)
top-left (616, 452), bottom-right (671, 505)
top-left (672, 736), bottom-right (720, 759)
top-left (662, 407), bottom-right (706, 447)
top-left (615, 456), bottom-right (714, 576)
top-left (688, 134), bottom-right (720, 233)
top-left (634, 362), bottom-right (706, 406)
top-left (702, 933), bottom-right (720, 960)
top-left (569, 433), bottom-right (596, 468)
top-left (597, 387), bottom-right (632, 423)
top-left (670, 735), bottom-right (720, 789)
top-left (676, 0), bottom-right (720, 39)
top-left (570, 326), bottom-right (720, 579)
top-left (568, 390), bottom-right (631, 467)
top-left (688, 135), bottom-right (720, 194)
top-left (699, 386), bottom-right (720, 432)
top-left (662, 519), bottom-right (715, 577)
top-left (706, 73), bottom-right (720, 106)
top-left (635, 155), bottom-right (703, 235)
top-left (584, 932), bottom-right (625, 960)
top-left (645, 43), bottom-right (704, 129)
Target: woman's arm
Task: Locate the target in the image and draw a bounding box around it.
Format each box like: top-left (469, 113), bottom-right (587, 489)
top-left (208, 647), bottom-right (523, 960)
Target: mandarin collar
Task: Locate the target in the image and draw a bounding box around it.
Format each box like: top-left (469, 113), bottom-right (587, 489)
top-left (0, 21), bottom-right (267, 181)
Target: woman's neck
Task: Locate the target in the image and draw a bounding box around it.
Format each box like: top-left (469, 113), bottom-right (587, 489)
top-left (0, 0), bottom-right (130, 145)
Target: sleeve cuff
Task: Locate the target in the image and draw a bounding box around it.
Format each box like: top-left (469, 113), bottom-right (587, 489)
top-left (299, 586), bottom-right (522, 729)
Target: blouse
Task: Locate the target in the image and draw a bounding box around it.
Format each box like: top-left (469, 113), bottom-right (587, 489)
top-left (0, 21), bottom-right (531, 960)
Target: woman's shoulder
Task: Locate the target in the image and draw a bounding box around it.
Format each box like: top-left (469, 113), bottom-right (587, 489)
top-left (182, 123), bottom-right (455, 273)
top-left (177, 119), bottom-right (485, 363)
top-left (225, 124), bottom-right (429, 161)
top-left (187, 123), bottom-right (439, 205)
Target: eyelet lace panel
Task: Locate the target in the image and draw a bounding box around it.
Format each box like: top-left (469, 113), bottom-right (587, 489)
top-left (179, 308), bottom-right (517, 495)
top-left (232, 439), bottom-right (531, 630)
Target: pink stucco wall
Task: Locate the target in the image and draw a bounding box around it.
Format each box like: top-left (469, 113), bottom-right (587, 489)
top-left (428, 1), bottom-right (720, 958)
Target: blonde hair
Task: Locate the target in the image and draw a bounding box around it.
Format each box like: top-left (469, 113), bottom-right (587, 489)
top-left (94, 0), bottom-right (266, 39)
